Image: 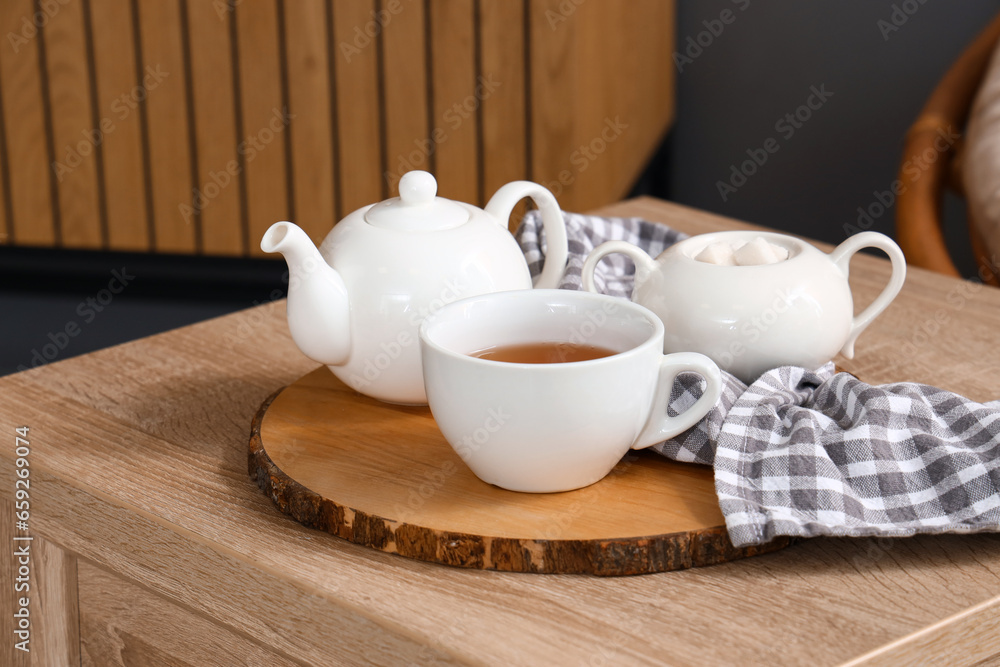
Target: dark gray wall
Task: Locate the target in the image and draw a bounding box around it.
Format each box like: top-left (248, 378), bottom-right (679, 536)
top-left (666, 0), bottom-right (999, 273)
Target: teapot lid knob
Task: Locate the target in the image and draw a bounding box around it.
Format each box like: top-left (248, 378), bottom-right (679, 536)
top-left (399, 171), bottom-right (436, 205)
top-left (363, 170), bottom-right (469, 231)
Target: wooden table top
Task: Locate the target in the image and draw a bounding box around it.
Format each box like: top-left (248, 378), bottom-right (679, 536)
top-left (2, 197), bottom-right (999, 666)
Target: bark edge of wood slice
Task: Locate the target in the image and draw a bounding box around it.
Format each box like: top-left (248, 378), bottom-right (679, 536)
top-left (248, 368), bottom-right (793, 576)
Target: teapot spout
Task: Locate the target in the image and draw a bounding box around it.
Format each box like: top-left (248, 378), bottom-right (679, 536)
top-left (261, 221), bottom-right (351, 366)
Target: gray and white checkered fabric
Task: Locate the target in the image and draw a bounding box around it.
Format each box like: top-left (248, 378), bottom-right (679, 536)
top-left (517, 211), bottom-right (1000, 548)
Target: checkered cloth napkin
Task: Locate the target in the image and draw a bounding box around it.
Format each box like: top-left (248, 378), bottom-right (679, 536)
top-left (517, 210), bottom-right (1000, 548)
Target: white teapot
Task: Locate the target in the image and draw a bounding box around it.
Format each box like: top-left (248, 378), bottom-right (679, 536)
top-left (262, 171), bottom-right (568, 404)
top-left (581, 230), bottom-right (906, 383)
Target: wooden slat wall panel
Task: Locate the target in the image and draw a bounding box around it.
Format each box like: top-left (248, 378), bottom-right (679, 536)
top-left (283, 0), bottom-right (336, 246)
top-left (584, 0), bottom-right (673, 204)
top-left (429, 0), bottom-right (480, 205)
top-left (137, 0), bottom-right (196, 253)
top-left (381, 0), bottom-right (429, 198)
top-left (0, 91), bottom-right (8, 245)
top-left (187, 0), bottom-right (243, 256)
top-left (529, 0), bottom-right (675, 213)
top-left (79, 561), bottom-right (301, 667)
top-left (528, 0), bottom-right (574, 207)
top-left (332, 0), bottom-right (383, 215)
top-left (235, 0), bottom-right (290, 257)
top-left (480, 0), bottom-right (527, 230)
top-left (90, 0), bottom-right (149, 251)
top-left (0, 1), bottom-right (674, 255)
top-left (45, 0), bottom-right (103, 248)
top-left (0, 2), bottom-right (56, 247)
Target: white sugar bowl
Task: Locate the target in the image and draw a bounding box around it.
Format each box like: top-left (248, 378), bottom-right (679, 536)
top-left (582, 230), bottom-right (906, 382)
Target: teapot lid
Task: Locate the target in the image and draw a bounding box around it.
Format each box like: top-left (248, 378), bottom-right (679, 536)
top-left (364, 171), bottom-right (469, 231)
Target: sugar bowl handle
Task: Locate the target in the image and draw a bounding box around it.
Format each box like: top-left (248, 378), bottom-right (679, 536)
top-left (828, 231), bottom-right (907, 358)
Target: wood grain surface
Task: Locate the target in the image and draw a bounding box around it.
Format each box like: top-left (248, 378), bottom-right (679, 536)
top-left (332, 0), bottom-right (384, 216)
top-left (89, 0), bottom-right (149, 252)
top-left (381, 0), bottom-right (430, 200)
top-left (27, 537), bottom-right (80, 667)
top-left (429, 0), bottom-right (479, 206)
top-left (250, 367), bottom-right (789, 575)
top-left (187, 0), bottom-right (244, 256)
top-left (0, 507), bottom-right (80, 667)
top-left (284, 0), bottom-right (338, 248)
top-left (138, 0), bottom-right (196, 253)
top-left (235, 0), bottom-right (289, 259)
top-left (1, 198), bottom-right (999, 666)
top-left (0, 0), bottom-right (55, 247)
top-left (0, 1), bottom-right (676, 254)
top-left (78, 561), bottom-right (300, 667)
top-left (45, 0), bottom-right (102, 248)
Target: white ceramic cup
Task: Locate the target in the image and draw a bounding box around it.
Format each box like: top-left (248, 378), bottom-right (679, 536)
top-left (418, 289), bottom-right (723, 493)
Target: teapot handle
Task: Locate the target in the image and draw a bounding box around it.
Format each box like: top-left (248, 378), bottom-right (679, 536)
top-left (827, 231), bottom-right (907, 358)
top-left (580, 240), bottom-right (658, 295)
top-left (484, 182), bottom-right (568, 289)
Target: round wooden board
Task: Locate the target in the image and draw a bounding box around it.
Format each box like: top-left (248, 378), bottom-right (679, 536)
top-left (249, 367), bottom-right (793, 575)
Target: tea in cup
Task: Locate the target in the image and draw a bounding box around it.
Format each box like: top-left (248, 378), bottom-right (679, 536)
top-left (418, 289), bottom-right (722, 493)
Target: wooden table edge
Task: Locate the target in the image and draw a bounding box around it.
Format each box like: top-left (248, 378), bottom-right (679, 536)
top-left (840, 592), bottom-right (1000, 665)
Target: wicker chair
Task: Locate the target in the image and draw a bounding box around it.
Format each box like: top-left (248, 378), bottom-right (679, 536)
top-left (896, 12), bottom-right (1000, 287)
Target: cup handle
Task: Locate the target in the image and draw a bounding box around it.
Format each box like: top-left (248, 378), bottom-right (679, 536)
top-left (826, 231), bottom-right (907, 358)
top-left (631, 352), bottom-right (722, 450)
top-left (581, 240), bottom-right (658, 294)
top-left (484, 181), bottom-right (568, 290)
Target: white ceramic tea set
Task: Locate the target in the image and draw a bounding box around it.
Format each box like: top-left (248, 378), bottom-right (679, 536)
top-left (262, 171), bottom-right (907, 493)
